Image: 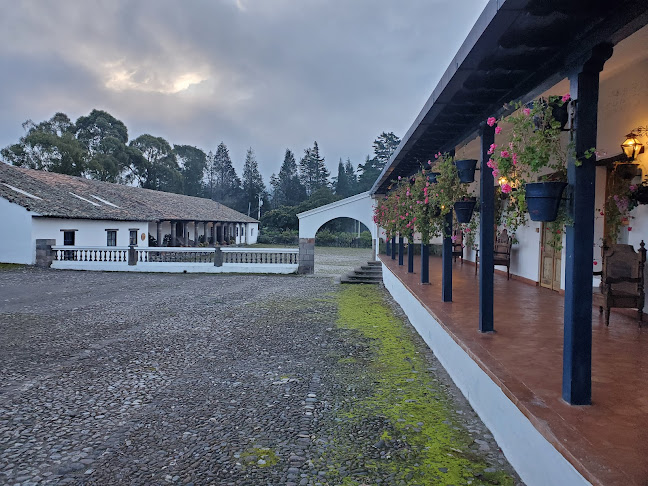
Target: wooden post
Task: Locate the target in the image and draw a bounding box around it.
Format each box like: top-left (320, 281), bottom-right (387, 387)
top-left (398, 236), bottom-right (404, 266)
top-left (421, 243), bottom-right (429, 284)
top-left (391, 236), bottom-right (396, 260)
top-left (479, 122), bottom-right (496, 333)
top-left (442, 212), bottom-right (453, 302)
top-left (407, 238), bottom-right (414, 273)
top-left (563, 44), bottom-right (613, 406)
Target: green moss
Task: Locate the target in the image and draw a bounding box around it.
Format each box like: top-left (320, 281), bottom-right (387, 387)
top-left (239, 447), bottom-right (279, 468)
top-left (316, 285), bottom-right (514, 485)
top-left (0, 263), bottom-right (25, 270)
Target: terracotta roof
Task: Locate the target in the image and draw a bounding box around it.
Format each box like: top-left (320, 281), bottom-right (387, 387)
top-left (0, 163), bottom-right (258, 223)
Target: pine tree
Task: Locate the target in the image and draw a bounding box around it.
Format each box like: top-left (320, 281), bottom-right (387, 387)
top-left (242, 147), bottom-right (266, 218)
top-left (334, 158), bottom-right (351, 197)
top-left (344, 158), bottom-right (358, 194)
top-left (299, 141), bottom-right (329, 196)
top-left (212, 142), bottom-right (242, 209)
top-left (277, 149), bottom-right (306, 206)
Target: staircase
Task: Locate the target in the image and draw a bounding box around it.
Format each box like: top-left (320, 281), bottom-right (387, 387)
top-left (340, 261), bottom-right (383, 284)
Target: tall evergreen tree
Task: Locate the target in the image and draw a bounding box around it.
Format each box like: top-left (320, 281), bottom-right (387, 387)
top-left (344, 158), bottom-right (358, 195)
top-left (212, 142), bottom-right (242, 209)
top-left (299, 141), bottom-right (329, 196)
top-left (174, 145), bottom-right (207, 197)
top-left (205, 150), bottom-right (215, 199)
top-left (242, 147), bottom-right (266, 218)
top-left (334, 158), bottom-right (351, 197)
top-left (372, 131), bottom-right (401, 166)
top-left (276, 149), bottom-right (307, 206)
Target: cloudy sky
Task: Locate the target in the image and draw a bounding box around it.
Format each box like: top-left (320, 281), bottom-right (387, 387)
top-left (0, 0), bottom-right (488, 181)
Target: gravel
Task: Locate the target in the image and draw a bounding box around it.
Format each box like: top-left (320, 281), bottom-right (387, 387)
top-left (0, 260), bottom-right (521, 485)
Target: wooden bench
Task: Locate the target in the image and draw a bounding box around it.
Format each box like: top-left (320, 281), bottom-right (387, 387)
top-left (452, 230), bottom-right (463, 263)
top-left (475, 229), bottom-right (513, 280)
top-left (599, 240), bottom-right (646, 326)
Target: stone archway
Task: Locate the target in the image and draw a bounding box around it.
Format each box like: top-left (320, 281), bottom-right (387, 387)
top-left (296, 191), bottom-right (377, 274)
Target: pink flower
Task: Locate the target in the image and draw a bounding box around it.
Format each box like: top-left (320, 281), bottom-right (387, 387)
top-left (630, 185), bottom-right (637, 192)
top-left (501, 183), bottom-right (512, 194)
top-left (451, 235), bottom-right (458, 242)
top-left (628, 227), bottom-right (633, 231)
top-left (487, 117), bottom-right (496, 127)
top-left (412, 217), bottom-right (416, 222)
top-left (487, 143), bottom-right (497, 155)
top-left (500, 150), bottom-right (510, 158)
top-left (486, 159), bottom-right (496, 169)
top-left (405, 212), bottom-right (409, 216)
top-left (512, 153), bottom-right (518, 165)
top-left (398, 176), bottom-right (401, 180)
top-left (495, 126), bottom-right (502, 134)
top-left (562, 93), bottom-right (571, 103)
top-left (593, 260), bottom-right (598, 266)
top-left (427, 160), bottom-right (432, 165)
top-left (492, 169), bottom-right (500, 178)
top-left (523, 108), bottom-right (531, 116)
top-left (406, 190), bottom-right (410, 196)
top-left (424, 197), bottom-right (429, 204)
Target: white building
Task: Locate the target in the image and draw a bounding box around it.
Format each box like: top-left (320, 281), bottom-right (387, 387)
top-left (0, 163), bottom-right (259, 265)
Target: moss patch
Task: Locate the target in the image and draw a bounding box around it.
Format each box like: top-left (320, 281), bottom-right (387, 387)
top-left (239, 447), bottom-right (279, 469)
top-left (0, 263), bottom-right (25, 271)
top-left (314, 285), bottom-right (514, 485)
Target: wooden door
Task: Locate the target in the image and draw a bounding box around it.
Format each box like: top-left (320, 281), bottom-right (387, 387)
top-left (540, 224), bottom-right (561, 291)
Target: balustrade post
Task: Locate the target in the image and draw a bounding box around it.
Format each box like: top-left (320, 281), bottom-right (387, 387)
top-left (35, 239), bottom-right (56, 268)
top-left (214, 247), bottom-right (223, 267)
top-left (128, 245), bottom-right (137, 266)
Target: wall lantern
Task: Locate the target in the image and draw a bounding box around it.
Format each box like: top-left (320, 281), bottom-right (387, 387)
top-left (621, 132), bottom-right (644, 160)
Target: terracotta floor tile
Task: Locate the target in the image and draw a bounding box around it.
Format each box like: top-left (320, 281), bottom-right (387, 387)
top-left (381, 254), bottom-right (647, 486)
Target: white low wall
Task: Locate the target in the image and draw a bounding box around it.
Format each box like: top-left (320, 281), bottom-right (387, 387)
top-left (51, 261), bottom-right (297, 274)
top-left (381, 264), bottom-right (590, 486)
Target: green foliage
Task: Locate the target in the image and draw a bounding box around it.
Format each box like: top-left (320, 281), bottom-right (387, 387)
top-left (273, 149), bottom-right (307, 207)
top-left (174, 144), bottom-right (207, 197)
top-left (210, 142), bottom-right (243, 210)
top-left (299, 141), bottom-right (330, 195)
top-left (242, 147), bottom-right (267, 216)
top-left (129, 134), bottom-right (183, 193)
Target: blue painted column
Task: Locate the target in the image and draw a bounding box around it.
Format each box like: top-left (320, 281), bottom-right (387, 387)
top-left (442, 212), bottom-right (453, 302)
top-left (563, 44), bottom-right (612, 406)
top-left (407, 238), bottom-right (414, 273)
top-left (391, 236), bottom-right (396, 260)
top-left (398, 236), bottom-right (404, 265)
top-left (385, 237), bottom-right (390, 255)
top-left (420, 243), bottom-right (429, 284)
top-left (479, 122), bottom-right (496, 333)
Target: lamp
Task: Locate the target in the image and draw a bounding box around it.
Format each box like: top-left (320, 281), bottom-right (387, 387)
top-left (621, 132), bottom-right (644, 160)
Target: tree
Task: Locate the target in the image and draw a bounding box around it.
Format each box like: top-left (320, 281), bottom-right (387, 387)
top-left (205, 150), bottom-right (216, 199)
top-left (299, 141), bottom-right (329, 196)
top-left (242, 147), bottom-right (266, 217)
top-left (75, 109), bottom-right (133, 183)
top-left (344, 158), bottom-right (358, 195)
top-left (174, 145), bottom-right (207, 197)
top-left (1, 113), bottom-right (86, 176)
top-left (275, 149), bottom-right (307, 206)
top-left (212, 142), bottom-right (243, 210)
top-left (334, 158), bottom-right (351, 197)
top-left (129, 134), bottom-right (183, 193)
top-left (372, 131), bottom-right (401, 167)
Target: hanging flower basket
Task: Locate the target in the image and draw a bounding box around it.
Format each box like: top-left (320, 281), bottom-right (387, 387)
top-left (615, 163), bottom-right (642, 180)
top-left (454, 159), bottom-right (477, 183)
top-left (454, 197), bottom-right (477, 223)
top-left (525, 181), bottom-right (567, 222)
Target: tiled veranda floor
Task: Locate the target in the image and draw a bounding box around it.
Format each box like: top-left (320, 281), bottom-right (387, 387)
top-left (380, 254), bottom-right (648, 486)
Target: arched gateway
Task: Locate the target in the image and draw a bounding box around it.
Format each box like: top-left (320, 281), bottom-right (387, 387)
top-left (296, 191), bottom-right (378, 274)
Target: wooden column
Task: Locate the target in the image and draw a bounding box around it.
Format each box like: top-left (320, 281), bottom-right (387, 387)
top-left (193, 221), bottom-right (199, 247)
top-left (563, 44), bottom-right (613, 406)
top-left (170, 221), bottom-right (177, 247)
top-left (442, 212), bottom-right (453, 302)
top-left (391, 236), bottom-right (396, 260)
top-left (420, 243), bottom-right (429, 284)
top-left (407, 238), bottom-right (414, 273)
top-left (479, 122), bottom-right (496, 333)
top-left (398, 236), bottom-right (404, 266)
top-left (156, 221), bottom-right (162, 247)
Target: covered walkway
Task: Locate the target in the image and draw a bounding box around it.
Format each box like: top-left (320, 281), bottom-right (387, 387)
top-left (380, 253), bottom-right (647, 486)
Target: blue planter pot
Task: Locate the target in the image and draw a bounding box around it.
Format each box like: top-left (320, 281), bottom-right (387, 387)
top-left (454, 198), bottom-right (476, 223)
top-left (454, 159), bottom-right (477, 183)
top-left (427, 172), bottom-right (441, 183)
top-left (525, 181), bottom-right (567, 222)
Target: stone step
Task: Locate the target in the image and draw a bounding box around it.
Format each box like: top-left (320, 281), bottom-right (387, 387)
top-left (340, 260), bottom-right (383, 285)
top-left (340, 276), bottom-right (382, 284)
top-left (356, 266), bottom-right (382, 273)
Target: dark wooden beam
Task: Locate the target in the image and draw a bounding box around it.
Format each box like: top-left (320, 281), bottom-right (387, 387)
top-left (479, 122), bottom-right (496, 333)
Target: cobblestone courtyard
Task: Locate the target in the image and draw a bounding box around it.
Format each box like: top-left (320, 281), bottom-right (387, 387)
top-left (0, 254), bottom-right (521, 485)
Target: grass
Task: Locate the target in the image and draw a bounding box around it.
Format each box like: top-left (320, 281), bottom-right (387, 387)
top-left (315, 285), bottom-right (514, 485)
top-left (0, 263), bottom-right (25, 270)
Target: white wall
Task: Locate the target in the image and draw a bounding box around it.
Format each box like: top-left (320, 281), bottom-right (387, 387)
top-left (32, 218), bottom-right (150, 248)
top-left (0, 198), bottom-right (34, 264)
top-left (246, 223), bottom-right (259, 244)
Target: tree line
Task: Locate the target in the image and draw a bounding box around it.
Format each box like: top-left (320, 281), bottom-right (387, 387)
top-left (1, 109), bottom-right (400, 220)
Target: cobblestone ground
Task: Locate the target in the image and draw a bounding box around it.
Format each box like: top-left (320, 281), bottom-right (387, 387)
top-left (0, 263), bottom-right (521, 486)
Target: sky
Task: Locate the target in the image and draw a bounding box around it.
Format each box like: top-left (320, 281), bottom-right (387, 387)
top-left (0, 0), bottom-right (489, 182)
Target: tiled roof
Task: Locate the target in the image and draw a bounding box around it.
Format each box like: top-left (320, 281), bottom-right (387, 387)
top-left (0, 163), bottom-right (258, 223)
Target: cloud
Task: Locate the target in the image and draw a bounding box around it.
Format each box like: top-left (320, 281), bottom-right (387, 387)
top-left (0, 0), bottom-right (489, 181)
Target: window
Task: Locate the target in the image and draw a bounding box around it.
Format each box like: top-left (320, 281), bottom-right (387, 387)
top-left (129, 230), bottom-right (138, 246)
top-left (63, 231), bottom-right (75, 246)
top-left (236, 227), bottom-right (239, 237)
top-left (106, 230), bottom-right (117, 246)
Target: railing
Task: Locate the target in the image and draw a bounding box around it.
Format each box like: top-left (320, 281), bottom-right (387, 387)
top-left (222, 247), bottom-right (299, 264)
top-left (52, 246), bottom-right (130, 263)
top-left (137, 247), bottom-right (215, 263)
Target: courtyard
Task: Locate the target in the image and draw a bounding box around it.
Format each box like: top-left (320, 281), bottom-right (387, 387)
top-left (0, 250), bottom-right (520, 485)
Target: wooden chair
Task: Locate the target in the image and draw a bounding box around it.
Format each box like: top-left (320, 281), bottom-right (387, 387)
top-left (452, 230), bottom-right (463, 263)
top-left (599, 240), bottom-right (646, 327)
top-left (475, 229), bottom-right (513, 279)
